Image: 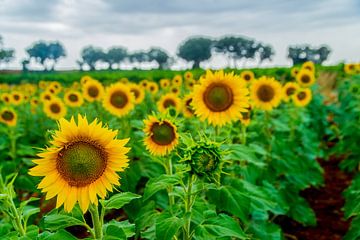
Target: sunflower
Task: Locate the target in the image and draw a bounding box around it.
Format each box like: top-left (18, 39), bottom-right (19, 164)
top-left (192, 70), bottom-right (249, 126)
top-left (293, 88), bottom-right (312, 107)
top-left (139, 79), bottom-right (149, 88)
top-left (11, 91), bottom-right (24, 106)
top-left (128, 83), bottom-right (145, 104)
top-left (39, 81), bottom-right (48, 89)
top-left (103, 83), bottom-right (135, 117)
top-left (46, 86), bottom-right (57, 95)
top-left (143, 116), bottom-right (179, 156)
top-left (282, 82), bottom-right (300, 102)
top-left (184, 71), bottom-right (193, 81)
top-left (183, 94), bottom-right (195, 118)
top-left (240, 110), bottom-right (251, 126)
top-left (301, 61), bottom-right (315, 72)
top-left (290, 67), bottom-right (300, 77)
top-left (170, 86), bottom-right (180, 95)
top-left (157, 93), bottom-right (182, 113)
top-left (120, 78), bottom-right (129, 84)
top-left (1, 93), bottom-right (11, 105)
top-left (44, 98), bottom-right (67, 120)
top-left (29, 115), bottom-right (130, 213)
top-left (30, 98), bottom-right (40, 107)
top-left (147, 82), bottom-right (159, 95)
top-left (344, 63), bottom-right (356, 75)
top-left (296, 69), bottom-right (315, 87)
top-left (160, 79), bottom-right (170, 89)
top-left (172, 75), bottom-right (183, 86)
top-left (240, 70), bottom-right (255, 83)
top-left (71, 82), bottom-right (80, 90)
top-left (40, 91), bottom-right (54, 102)
top-left (82, 79), bottom-right (104, 102)
top-left (0, 108), bottom-right (17, 127)
top-left (186, 79), bottom-right (196, 91)
top-left (49, 81), bottom-right (62, 94)
top-left (80, 75), bottom-right (93, 85)
top-left (250, 76), bottom-right (282, 111)
top-left (64, 91), bottom-right (84, 107)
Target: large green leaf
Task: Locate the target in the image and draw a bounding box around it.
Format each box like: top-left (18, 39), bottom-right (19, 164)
top-left (194, 214), bottom-right (247, 239)
top-left (143, 174), bottom-right (180, 201)
top-left (223, 144), bottom-right (266, 168)
top-left (103, 192), bottom-right (141, 210)
top-left (43, 214), bottom-right (86, 231)
top-left (155, 212), bottom-right (183, 240)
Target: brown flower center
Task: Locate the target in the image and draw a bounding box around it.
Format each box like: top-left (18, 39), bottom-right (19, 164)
top-left (301, 74), bottom-right (311, 84)
top-left (297, 91), bottom-right (307, 100)
top-left (68, 94), bottom-right (78, 102)
top-left (1, 110), bottom-right (14, 121)
top-left (244, 74), bottom-right (251, 81)
top-left (241, 111), bottom-right (250, 120)
top-left (110, 91), bottom-right (128, 108)
top-left (150, 122), bottom-right (176, 146)
top-left (13, 94), bottom-right (20, 101)
top-left (286, 87), bottom-right (296, 96)
top-left (185, 98), bottom-right (195, 114)
top-left (50, 103), bottom-right (61, 113)
top-left (203, 83), bottom-right (234, 112)
top-left (131, 89), bottom-right (140, 99)
top-left (57, 141), bottom-right (107, 187)
top-left (163, 99), bottom-right (176, 109)
top-left (256, 84), bottom-right (275, 102)
top-left (88, 86), bottom-right (99, 98)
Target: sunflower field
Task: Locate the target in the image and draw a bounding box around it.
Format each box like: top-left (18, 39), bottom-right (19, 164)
top-left (0, 62), bottom-right (359, 240)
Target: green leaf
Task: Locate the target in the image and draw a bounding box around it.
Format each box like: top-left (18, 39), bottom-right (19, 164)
top-left (143, 174), bottom-right (180, 201)
top-left (195, 214), bottom-right (247, 239)
top-left (103, 192), bottom-right (141, 210)
top-left (155, 212), bottom-right (183, 240)
top-left (207, 185), bottom-right (250, 223)
top-left (37, 230), bottom-right (78, 240)
top-left (223, 144), bottom-right (266, 167)
top-left (25, 225), bottom-right (39, 239)
top-left (43, 213), bottom-right (86, 231)
top-left (104, 224), bottom-right (127, 239)
top-left (105, 220), bottom-right (135, 238)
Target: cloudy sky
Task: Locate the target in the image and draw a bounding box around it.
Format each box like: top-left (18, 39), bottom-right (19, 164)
top-left (0, 0), bottom-right (359, 70)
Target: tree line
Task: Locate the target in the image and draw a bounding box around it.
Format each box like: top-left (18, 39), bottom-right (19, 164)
top-left (0, 34), bottom-right (331, 71)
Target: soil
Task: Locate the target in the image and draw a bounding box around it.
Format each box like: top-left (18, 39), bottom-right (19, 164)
top-left (280, 154), bottom-right (352, 240)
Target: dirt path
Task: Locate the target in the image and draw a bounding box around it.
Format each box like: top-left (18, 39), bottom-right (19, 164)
top-left (281, 155), bottom-right (352, 240)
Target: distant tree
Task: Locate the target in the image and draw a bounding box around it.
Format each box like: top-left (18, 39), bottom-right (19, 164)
top-left (80, 46), bottom-right (105, 70)
top-left (48, 42), bottom-right (66, 71)
top-left (177, 37), bottom-right (213, 69)
top-left (129, 51), bottom-right (149, 69)
top-left (213, 36), bottom-right (240, 67)
top-left (26, 41), bottom-right (66, 71)
top-left (0, 35), bottom-right (15, 67)
top-left (21, 59), bottom-right (30, 72)
top-left (148, 47), bottom-right (170, 69)
top-left (105, 47), bottom-right (128, 70)
top-left (288, 45), bottom-right (331, 65)
top-left (257, 44), bottom-right (275, 65)
top-left (76, 60), bottom-right (84, 71)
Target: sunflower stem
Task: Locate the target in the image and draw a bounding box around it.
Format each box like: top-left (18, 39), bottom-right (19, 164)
top-left (8, 197), bottom-right (26, 236)
top-left (8, 127), bottom-right (16, 161)
top-left (264, 111), bottom-right (272, 162)
top-left (183, 174), bottom-right (195, 240)
top-left (165, 157), bottom-right (175, 207)
top-left (240, 124), bottom-right (247, 145)
top-left (89, 204), bottom-right (103, 240)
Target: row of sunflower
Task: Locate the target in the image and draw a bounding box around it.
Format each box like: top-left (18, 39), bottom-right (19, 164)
top-left (0, 62), bottom-right (327, 239)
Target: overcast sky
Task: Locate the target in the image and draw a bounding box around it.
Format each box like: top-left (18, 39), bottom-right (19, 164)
top-left (0, 0), bottom-right (359, 70)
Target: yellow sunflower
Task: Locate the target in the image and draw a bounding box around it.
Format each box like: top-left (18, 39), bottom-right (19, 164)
top-left (39, 81), bottom-right (48, 89)
top-left (147, 82), bottom-right (159, 95)
top-left (11, 91), bottom-right (24, 106)
top-left (64, 91), bottom-right (84, 107)
top-left (0, 108), bottom-right (17, 127)
top-left (103, 83), bottom-right (135, 117)
top-left (29, 115), bottom-right (130, 213)
top-left (344, 63), bottom-right (356, 75)
top-left (240, 70), bottom-right (255, 83)
top-left (296, 69), bottom-right (315, 88)
top-left (170, 86), bottom-right (180, 95)
top-left (293, 88), bottom-right (312, 107)
top-left (139, 79), bottom-right (149, 89)
top-left (172, 75), bottom-right (183, 86)
top-left (183, 94), bottom-right (195, 118)
top-left (44, 98), bottom-right (67, 120)
top-left (128, 83), bottom-right (145, 104)
top-left (80, 75), bottom-right (93, 85)
top-left (184, 71), bottom-right (193, 81)
top-left (82, 79), bottom-right (104, 102)
top-left (46, 86), bottom-right (57, 95)
top-left (49, 81), bottom-right (62, 94)
top-left (1, 93), bottom-right (11, 105)
top-left (250, 76), bottom-right (282, 111)
top-left (282, 82), bottom-right (300, 102)
top-left (240, 108), bottom-right (251, 126)
top-left (143, 116), bottom-right (179, 156)
top-left (119, 78), bottom-right (129, 84)
top-left (40, 91), bottom-right (54, 103)
top-left (290, 67), bottom-right (300, 78)
top-left (160, 79), bottom-right (171, 89)
top-left (157, 93), bottom-right (182, 113)
top-left (186, 79), bottom-right (196, 91)
top-left (192, 70), bottom-right (249, 126)
top-left (30, 98), bottom-right (40, 107)
top-left (301, 61), bottom-right (315, 72)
